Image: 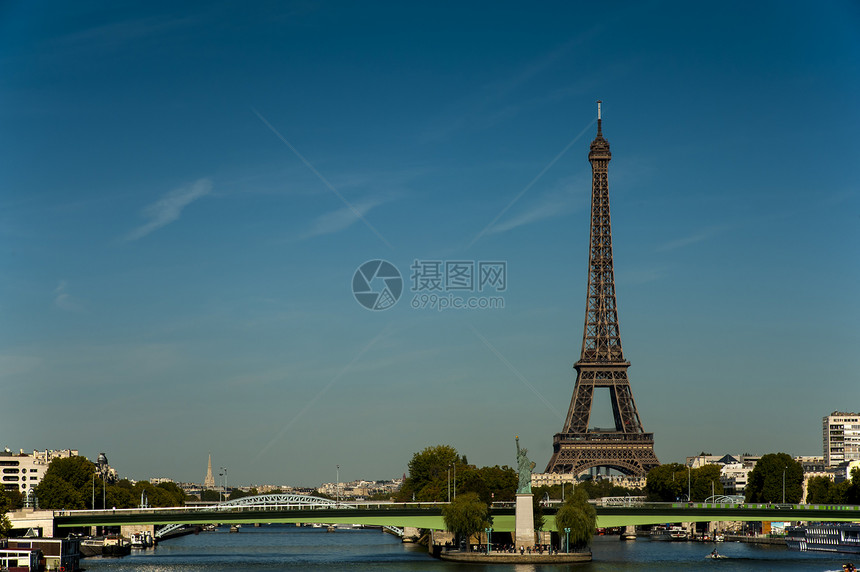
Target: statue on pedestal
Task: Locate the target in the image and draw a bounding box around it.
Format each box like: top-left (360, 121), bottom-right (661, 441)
top-left (515, 436), bottom-right (535, 494)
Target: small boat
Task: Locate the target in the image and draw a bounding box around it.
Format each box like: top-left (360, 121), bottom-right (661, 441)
top-left (229, 525), bottom-right (241, 533)
top-left (706, 551), bottom-right (728, 559)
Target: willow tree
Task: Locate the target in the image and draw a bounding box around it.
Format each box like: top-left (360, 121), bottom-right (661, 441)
top-left (555, 485), bottom-right (596, 550)
top-left (441, 492), bottom-right (491, 550)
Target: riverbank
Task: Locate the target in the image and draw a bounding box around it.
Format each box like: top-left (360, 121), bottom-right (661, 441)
top-left (724, 534), bottom-right (787, 545)
top-left (438, 549), bottom-right (591, 564)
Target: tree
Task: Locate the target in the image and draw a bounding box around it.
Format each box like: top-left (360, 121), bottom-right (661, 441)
top-left (805, 476), bottom-right (845, 504)
top-left (691, 464), bottom-right (724, 501)
top-left (397, 445), bottom-right (517, 503)
top-left (645, 463), bottom-right (687, 501)
top-left (34, 456), bottom-right (96, 510)
top-left (228, 487), bottom-right (258, 501)
top-left (200, 490), bottom-right (222, 502)
top-left (398, 445), bottom-right (462, 502)
top-left (532, 492), bottom-right (545, 532)
top-left (555, 485), bottom-right (596, 550)
top-left (0, 514), bottom-right (12, 538)
top-left (441, 492), bottom-right (491, 550)
top-left (745, 453), bottom-right (803, 503)
top-left (0, 488), bottom-right (23, 513)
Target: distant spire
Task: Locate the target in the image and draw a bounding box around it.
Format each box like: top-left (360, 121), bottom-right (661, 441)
top-left (204, 452), bottom-right (215, 488)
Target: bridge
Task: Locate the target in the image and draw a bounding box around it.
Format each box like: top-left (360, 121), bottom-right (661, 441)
top-left (50, 494), bottom-right (860, 535)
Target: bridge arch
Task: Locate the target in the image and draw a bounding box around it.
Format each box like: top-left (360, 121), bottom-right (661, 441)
top-left (154, 495), bottom-right (356, 539)
top-left (216, 494), bottom-right (356, 509)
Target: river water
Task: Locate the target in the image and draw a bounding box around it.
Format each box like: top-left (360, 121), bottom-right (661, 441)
top-left (82, 525), bottom-right (854, 571)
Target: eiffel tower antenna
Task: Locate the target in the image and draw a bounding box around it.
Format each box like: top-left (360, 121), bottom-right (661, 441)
top-left (544, 103), bottom-right (659, 477)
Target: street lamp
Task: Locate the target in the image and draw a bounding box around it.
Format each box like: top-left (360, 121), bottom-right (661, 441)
top-left (782, 466), bottom-right (787, 504)
top-left (92, 473), bottom-right (96, 509)
top-left (564, 527), bottom-right (571, 553)
top-left (687, 463), bottom-right (691, 503)
top-left (220, 467), bottom-right (227, 501)
top-left (485, 527), bottom-right (493, 554)
top-left (336, 465), bottom-right (340, 506)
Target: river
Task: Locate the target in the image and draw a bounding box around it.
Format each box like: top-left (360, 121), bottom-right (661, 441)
top-left (82, 525), bottom-right (854, 571)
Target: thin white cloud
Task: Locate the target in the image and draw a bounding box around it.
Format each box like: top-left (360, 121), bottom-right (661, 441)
top-left (301, 197), bottom-right (388, 240)
top-left (125, 178), bottom-right (212, 241)
top-left (487, 189), bottom-right (580, 235)
top-left (485, 173), bottom-right (590, 236)
top-left (54, 280), bottom-right (85, 312)
top-left (656, 225), bottom-right (727, 252)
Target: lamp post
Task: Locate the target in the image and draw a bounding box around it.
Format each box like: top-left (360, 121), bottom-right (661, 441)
top-left (447, 467), bottom-right (451, 503)
top-left (564, 527), bottom-right (571, 553)
top-left (336, 465), bottom-right (340, 507)
top-left (687, 463), bottom-right (691, 503)
top-left (92, 473), bottom-right (96, 509)
top-left (782, 466), bottom-right (787, 504)
top-left (453, 462), bottom-right (456, 499)
top-left (485, 527), bottom-right (492, 554)
top-left (220, 467), bottom-right (227, 501)
top-left (218, 471), bottom-right (223, 502)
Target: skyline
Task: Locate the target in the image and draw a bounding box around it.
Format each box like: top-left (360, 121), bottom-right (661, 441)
top-left (1, 1), bottom-right (858, 487)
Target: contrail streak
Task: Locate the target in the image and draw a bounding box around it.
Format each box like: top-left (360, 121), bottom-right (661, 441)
top-left (252, 324), bottom-right (393, 462)
top-left (468, 323), bottom-right (564, 420)
top-left (468, 117), bottom-right (596, 248)
top-left (252, 107), bottom-right (394, 250)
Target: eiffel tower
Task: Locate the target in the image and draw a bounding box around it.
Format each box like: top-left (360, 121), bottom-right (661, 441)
top-left (544, 102), bottom-right (659, 477)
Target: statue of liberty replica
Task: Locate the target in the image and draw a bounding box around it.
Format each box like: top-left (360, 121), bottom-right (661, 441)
top-left (516, 436), bottom-right (536, 494)
top-left (514, 436), bottom-right (536, 548)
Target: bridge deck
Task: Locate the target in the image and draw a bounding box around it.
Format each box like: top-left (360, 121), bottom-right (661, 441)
top-left (53, 501), bottom-right (860, 532)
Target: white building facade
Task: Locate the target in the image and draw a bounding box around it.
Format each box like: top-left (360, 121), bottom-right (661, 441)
top-left (823, 411), bottom-right (860, 467)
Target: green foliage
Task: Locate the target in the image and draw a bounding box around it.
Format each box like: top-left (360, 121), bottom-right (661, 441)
top-left (228, 487), bottom-right (258, 501)
top-left (531, 493), bottom-right (545, 531)
top-left (0, 514), bottom-right (12, 538)
top-left (0, 488), bottom-right (23, 512)
top-left (646, 463), bottom-right (724, 502)
top-left (397, 445), bottom-right (516, 503)
top-left (398, 445), bottom-right (462, 502)
top-left (34, 456), bottom-right (96, 510)
top-left (578, 478), bottom-right (644, 499)
top-left (645, 463), bottom-right (687, 501)
top-left (555, 485), bottom-right (596, 549)
top-left (35, 475), bottom-right (86, 509)
top-left (745, 453), bottom-right (803, 503)
top-left (200, 490), bottom-right (222, 502)
top-left (805, 476), bottom-right (846, 504)
top-left (690, 464), bottom-right (724, 500)
top-left (441, 492), bottom-right (491, 548)
top-left (132, 481), bottom-right (185, 507)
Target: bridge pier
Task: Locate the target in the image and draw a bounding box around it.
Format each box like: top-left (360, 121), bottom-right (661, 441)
top-left (121, 523), bottom-right (155, 538)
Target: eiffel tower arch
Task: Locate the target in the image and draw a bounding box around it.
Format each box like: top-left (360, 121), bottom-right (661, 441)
top-left (544, 102), bottom-right (659, 478)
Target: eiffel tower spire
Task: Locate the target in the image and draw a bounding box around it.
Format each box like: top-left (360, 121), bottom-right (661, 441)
top-left (544, 102), bottom-right (659, 477)
top-left (204, 452), bottom-right (215, 488)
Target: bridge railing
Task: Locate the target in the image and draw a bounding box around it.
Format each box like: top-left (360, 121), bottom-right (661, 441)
top-left (54, 500), bottom-right (860, 519)
top-left (53, 500), bottom-right (459, 518)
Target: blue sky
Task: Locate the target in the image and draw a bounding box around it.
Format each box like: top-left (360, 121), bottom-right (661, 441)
top-left (1, 1), bottom-right (858, 487)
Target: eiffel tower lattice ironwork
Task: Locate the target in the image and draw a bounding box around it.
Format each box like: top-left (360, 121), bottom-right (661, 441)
top-left (544, 102), bottom-right (659, 477)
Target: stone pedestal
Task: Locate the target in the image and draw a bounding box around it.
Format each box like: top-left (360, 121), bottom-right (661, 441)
top-left (514, 493), bottom-right (535, 549)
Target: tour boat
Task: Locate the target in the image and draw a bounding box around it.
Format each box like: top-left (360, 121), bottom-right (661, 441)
top-left (786, 524), bottom-right (860, 554)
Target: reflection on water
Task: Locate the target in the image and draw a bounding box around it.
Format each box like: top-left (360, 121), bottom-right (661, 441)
top-left (81, 525), bottom-right (854, 572)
